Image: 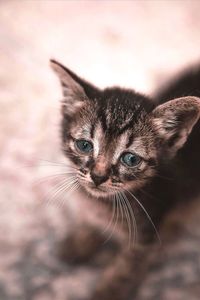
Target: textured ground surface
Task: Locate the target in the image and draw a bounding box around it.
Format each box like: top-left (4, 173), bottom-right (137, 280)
top-left (1, 1), bottom-right (200, 299)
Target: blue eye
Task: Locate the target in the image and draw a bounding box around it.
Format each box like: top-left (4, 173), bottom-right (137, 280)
top-left (121, 152), bottom-right (141, 167)
top-left (75, 139), bottom-right (93, 153)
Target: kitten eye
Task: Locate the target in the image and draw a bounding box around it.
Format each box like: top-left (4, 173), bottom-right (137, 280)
top-left (75, 139), bottom-right (93, 153)
top-left (120, 152), bottom-right (141, 168)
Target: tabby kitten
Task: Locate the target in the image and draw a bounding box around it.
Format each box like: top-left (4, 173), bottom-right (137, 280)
top-left (50, 59), bottom-right (200, 300)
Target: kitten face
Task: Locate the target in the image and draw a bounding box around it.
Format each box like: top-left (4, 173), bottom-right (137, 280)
top-left (50, 59), bottom-right (200, 199)
top-left (62, 97), bottom-right (157, 197)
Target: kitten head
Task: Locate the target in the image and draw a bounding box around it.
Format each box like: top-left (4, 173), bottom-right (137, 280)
top-left (50, 59), bottom-right (200, 198)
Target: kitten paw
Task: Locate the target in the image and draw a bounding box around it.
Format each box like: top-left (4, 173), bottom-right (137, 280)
top-left (57, 226), bottom-right (105, 265)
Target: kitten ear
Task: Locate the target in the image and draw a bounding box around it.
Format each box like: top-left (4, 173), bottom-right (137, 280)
top-left (151, 96), bottom-right (200, 156)
top-left (50, 59), bottom-right (98, 115)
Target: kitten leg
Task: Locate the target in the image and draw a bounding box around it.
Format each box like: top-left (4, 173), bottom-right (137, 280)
top-left (57, 224), bottom-right (117, 265)
top-left (87, 245), bottom-right (152, 300)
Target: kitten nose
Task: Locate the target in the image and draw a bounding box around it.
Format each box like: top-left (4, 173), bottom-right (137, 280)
top-left (90, 173), bottom-right (108, 186)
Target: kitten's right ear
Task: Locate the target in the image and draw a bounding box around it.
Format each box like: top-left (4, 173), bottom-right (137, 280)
top-left (50, 59), bottom-right (98, 115)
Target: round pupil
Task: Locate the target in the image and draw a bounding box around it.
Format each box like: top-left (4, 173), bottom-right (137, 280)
top-left (76, 140), bottom-right (93, 153)
top-left (122, 153), bottom-right (140, 167)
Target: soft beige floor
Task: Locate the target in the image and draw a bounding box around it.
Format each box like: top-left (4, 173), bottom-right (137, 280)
top-left (1, 1), bottom-right (200, 299)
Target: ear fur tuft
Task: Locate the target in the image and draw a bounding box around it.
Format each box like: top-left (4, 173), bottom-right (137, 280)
top-left (151, 96), bottom-right (200, 155)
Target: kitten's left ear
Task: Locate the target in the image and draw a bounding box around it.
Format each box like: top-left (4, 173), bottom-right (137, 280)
top-left (50, 59), bottom-right (99, 115)
top-left (151, 96), bottom-right (200, 156)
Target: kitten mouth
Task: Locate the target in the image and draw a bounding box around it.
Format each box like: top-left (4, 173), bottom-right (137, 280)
top-left (88, 185), bottom-right (107, 193)
top-left (84, 184), bottom-right (112, 198)
top-left (78, 179), bottom-right (116, 198)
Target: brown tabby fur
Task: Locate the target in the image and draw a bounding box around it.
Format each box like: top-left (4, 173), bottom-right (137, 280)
top-left (50, 60), bottom-right (200, 300)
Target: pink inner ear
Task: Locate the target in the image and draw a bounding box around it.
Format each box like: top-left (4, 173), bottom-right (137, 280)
top-left (151, 96), bottom-right (200, 153)
top-left (61, 97), bottom-right (85, 116)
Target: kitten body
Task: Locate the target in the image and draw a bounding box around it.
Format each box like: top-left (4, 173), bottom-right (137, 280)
top-left (134, 66), bottom-right (200, 300)
top-left (50, 60), bottom-right (200, 300)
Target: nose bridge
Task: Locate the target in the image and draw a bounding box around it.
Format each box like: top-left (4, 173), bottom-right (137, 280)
top-left (92, 155), bottom-right (108, 176)
top-left (91, 155), bottom-right (110, 186)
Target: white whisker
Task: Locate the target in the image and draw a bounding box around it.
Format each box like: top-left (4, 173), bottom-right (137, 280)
top-left (103, 193), bottom-right (119, 244)
top-left (103, 193), bottom-right (116, 235)
top-left (118, 191), bottom-right (133, 248)
top-left (121, 191), bottom-right (138, 248)
top-left (125, 189), bottom-right (161, 245)
top-left (43, 176), bottom-right (77, 206)
top-left (37, 159), bottom-right (77, 169)
top-left (33, 172), bottom-right (77, 186)
top-left (56, 180), bottom-right (80, 208)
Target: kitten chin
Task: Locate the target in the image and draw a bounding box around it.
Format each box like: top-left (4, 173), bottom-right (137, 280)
top-left (84, 185), bottom-right (113, 198)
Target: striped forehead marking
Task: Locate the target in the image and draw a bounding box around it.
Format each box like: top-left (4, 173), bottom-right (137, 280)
top-left (113, 132), bottom-right (130, 163)
top-left (71, 122), bottom-right (91, 139)
top-left (93, 122), bottom-right (104, 158)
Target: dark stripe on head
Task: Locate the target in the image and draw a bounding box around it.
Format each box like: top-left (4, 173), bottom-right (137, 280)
top-left (118, 105), bottom-right (144, 135)
top-left (99, 112), bottom-right (108, 131)
top-left (90, 123), bottom-right (95, 139)
top-left (126, 133), bottom-right (135, 148)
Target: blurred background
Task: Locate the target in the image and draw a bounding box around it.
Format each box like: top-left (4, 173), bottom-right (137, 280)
top-left (1, 1), bottom-right (200, 299)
